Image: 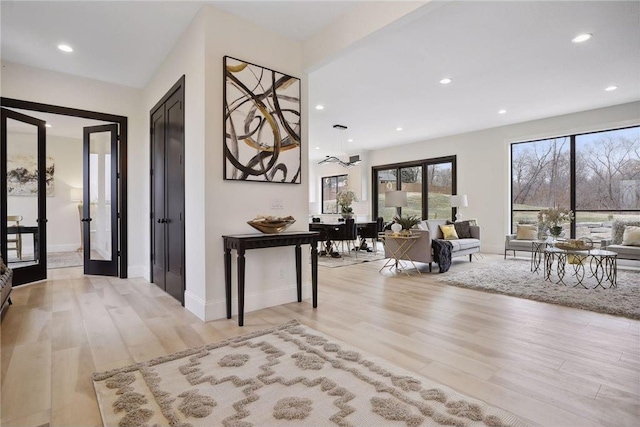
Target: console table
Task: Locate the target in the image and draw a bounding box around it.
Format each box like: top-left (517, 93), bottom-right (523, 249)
top-left (223, 231), bottom-right (320, 326)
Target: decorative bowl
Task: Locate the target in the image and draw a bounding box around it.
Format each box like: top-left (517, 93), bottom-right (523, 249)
top-left (247, 219), bottom-right (296, 234)
top-left (555, 238), bottom-right (594, 251)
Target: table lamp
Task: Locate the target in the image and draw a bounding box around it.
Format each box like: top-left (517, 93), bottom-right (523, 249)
top-left (450, 194), bottom-right (468, 221)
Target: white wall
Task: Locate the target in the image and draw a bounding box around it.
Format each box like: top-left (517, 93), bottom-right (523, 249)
top-left (358, 101), bottom-right (640, 254)
top-left (142, 6), bottom-right (307, 321)
top-left (6, 133), bottom-right (82, 254)
top-left (202, 6), bottom-right (307, 321)
top-left (1, 61), bottom-right (146, 276)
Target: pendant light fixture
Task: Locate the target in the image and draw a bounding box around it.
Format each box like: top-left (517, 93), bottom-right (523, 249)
top-left (318, 124), bottom-right (361, 168)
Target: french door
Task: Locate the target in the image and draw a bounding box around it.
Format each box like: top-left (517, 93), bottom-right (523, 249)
top-left (83, 124), bottom-right (119, 276)
top-left (1, 108), bottom-right (47, 285)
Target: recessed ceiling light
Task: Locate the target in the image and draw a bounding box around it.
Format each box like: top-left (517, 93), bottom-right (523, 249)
top-left (605, 85), bottom-right (618, 92)
top-left (498, 109), bottom-right (507, 114)
top-left (57, 44), bottom-right (73, 52)
top-left (572, 33), bottom-right (592, 43)
top-left (347, 139), bottom-right (353, 142)
top-left (45, 123), bottom-right (52, 128)
top-left (396, 127), bottom-right (403, 131)
top-left (439, 78), bottom-right (452, 85)
top-left (315, 146), bottom-right (320, 150)
top-left (315, 104), bottom-right (324, 110)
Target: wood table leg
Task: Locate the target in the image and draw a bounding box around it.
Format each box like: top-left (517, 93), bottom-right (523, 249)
top-left (224, 247), bottom-right (231, 319)
top-left (296, 244), bottom-right (302, 302)
top-left (237, 249), bottom-right (246, 326)
top-left (311, 239), bottom-right (318, 308)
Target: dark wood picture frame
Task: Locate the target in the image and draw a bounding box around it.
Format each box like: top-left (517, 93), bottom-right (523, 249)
top-left (223, 56), bottom-right (301, 184)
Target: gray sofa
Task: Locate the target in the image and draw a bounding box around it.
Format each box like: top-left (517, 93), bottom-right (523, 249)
top-left (1, 256), bottom-right (12, 320)
top-left (384, 219), bottom-right (481, 272)
top-left (600, 220), bottom-right (640, 261)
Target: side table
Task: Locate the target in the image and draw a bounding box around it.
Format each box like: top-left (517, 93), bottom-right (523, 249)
top-left (379, 233), bottom-right (422, 275)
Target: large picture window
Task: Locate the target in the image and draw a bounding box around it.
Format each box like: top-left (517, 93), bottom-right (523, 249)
top-left (511, 126), bottom-right (640, 241)
top-left (321, 174), bottom-right (348, 214)
top-left (373, 156), bottom-right (456, 222)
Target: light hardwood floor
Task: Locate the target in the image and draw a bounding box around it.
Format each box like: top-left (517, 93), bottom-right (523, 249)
top-left (1, 254), bottom-right (639, 426)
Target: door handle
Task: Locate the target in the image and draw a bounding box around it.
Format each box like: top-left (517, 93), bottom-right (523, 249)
top-left (81, 218), bottom-right (92, 222)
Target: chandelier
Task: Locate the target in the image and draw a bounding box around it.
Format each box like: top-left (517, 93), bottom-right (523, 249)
top-left (318, 124), bottom-right (361, 168)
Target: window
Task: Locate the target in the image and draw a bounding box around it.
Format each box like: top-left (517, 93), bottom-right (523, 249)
top-left (321, 174), bottom-right (348, 214)
top-left (511, 126), bottom-right (640, 241)
top-left (373, 156), bottom-right (456, 222)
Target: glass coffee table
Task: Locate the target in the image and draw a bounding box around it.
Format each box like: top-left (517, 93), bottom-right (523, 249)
top-left (543, 247), bottom-right (617, 288)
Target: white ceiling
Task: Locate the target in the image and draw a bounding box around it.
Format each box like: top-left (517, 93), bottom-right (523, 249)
top-left (1, 1), bottom-right (639, 156)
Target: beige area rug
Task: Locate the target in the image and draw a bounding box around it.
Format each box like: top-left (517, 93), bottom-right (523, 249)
top-left (7, 251), bottom-right (83, 269)
top-left (93, 320), bottom-right (528, 427)
top-left (438, 258), bottom-right (640, 319)
top-left (317, 250), bottom-right (385, 268)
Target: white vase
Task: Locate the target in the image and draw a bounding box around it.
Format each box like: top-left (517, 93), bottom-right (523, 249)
top-left (391, 223), bottom-right (403, 234)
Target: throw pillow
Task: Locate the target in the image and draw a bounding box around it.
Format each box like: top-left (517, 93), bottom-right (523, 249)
top-left (0, 255), bottom-right (6, 274)
top-left (417, 220), bottom-right (428, 231)
top-left (439, 224), bottom-right (459, 240)
top-left (611, 220), bottom-right (640, 244)
top-left (447, 220), bottom-right (472, 238)
top-left (516, 224), bottom-right (537, 240)
top-left (621, 226), bottom-right (640, 246)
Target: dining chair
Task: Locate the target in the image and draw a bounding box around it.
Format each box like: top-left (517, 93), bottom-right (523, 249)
top-left (7, 215), bottom-right (23, 260)
top-left (333, 218), bottom-right (359, 257)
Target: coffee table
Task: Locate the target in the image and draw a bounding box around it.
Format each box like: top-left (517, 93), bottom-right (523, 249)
top-left (543, 247), bottom-right (617, 288)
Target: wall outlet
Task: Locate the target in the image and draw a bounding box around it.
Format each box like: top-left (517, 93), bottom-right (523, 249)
top-left (271, 198), bottom-right (284, 209)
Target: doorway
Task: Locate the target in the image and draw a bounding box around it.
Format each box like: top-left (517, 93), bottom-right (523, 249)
top-left (0, 98), bottom-right (128, 285)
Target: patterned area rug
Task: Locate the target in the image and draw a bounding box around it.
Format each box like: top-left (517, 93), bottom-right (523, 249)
top-left (93, 320), bottom-right (528, 427)
top-left (438, 258), bottom-right (640, 319)
top-left (317, 249), bottom-right (385, 268)
top-left (6, 251), bottom-right (83, 269)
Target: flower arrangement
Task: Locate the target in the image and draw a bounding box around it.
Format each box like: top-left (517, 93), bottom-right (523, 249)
top-left (336, 190), bottom-right (357, 215)
top-left (537, 206), bottom-right (574, 236)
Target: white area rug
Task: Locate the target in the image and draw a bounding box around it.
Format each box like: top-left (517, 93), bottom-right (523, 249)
top-left (438, 258), bottom-right (640, 319)
top-left (93, 320), bottom-right (528, 427)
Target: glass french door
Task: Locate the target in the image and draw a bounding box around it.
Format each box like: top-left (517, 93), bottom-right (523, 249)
top-left (83, 124), bottom-right (118, 275)
top-left (1, 108), bottom-right (47, 285)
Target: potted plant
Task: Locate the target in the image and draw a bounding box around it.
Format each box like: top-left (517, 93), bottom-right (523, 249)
top-left (393, 215), bottom-right (421, 235)
top-left (537, 206), bottom-right (574, 238)
top-left (336, 190), bottom-right (357, 218)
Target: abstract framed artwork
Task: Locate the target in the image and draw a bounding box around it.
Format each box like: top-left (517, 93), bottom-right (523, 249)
top-left (7, 155), bottom-right (54, 196)
top-left (223, 56), bottom-right (301, 184)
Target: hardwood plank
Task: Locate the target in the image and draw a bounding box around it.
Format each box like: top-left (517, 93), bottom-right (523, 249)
top-left (0, 254), bottom-right (638, 427)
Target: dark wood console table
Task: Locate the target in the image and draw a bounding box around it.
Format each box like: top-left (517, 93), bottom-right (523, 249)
top-left (223, 231), bottom-right (320, 326)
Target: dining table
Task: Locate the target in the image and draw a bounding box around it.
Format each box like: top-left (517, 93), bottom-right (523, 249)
top-left (308, 220), bottom-right (377, 257)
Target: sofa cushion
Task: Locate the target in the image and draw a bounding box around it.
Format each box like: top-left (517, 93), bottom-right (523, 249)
top-left (426, 219), bottom-right (447, 239)
top-left (612, 220), bottom-right (640, 244)
top-left (447, 220), bottom-right (472, 238)
top-left (622, 226), bottom-right (640, 246)
top-left (516, 224), bottom-right (537, 240)
top-left (440, 224), bottom-right (459, 240)
top-left (506, 239), bottom-right (535, 250)
top-left (605, 245), bottom-right (640, 260)
top-left (456, 238), bottom-right (480, 251)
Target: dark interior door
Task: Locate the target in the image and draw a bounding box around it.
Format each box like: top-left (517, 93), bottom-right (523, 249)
top-left (1, 108), bottom-right (47, 285)
top-left (151, 77), bottom-right (185, 304)
top-left (83, 124), bottom-right (118, 276)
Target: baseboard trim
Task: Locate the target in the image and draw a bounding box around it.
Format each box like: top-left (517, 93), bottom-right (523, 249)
top-left (127, 265), bottom-right (148, 279)
top-left (185, 290), bottom-right (207, 321)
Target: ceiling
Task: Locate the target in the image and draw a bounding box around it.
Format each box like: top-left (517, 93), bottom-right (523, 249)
top-left (1, 1), bottom-right (639, 154)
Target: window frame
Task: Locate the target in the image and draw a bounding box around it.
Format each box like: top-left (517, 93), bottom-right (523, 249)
top-left (372, 155), bottom-right (457, 221)
top-left (510, 125), bottom-right (640, 237)
top-left (320, 174), bottom-right (349, 214)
